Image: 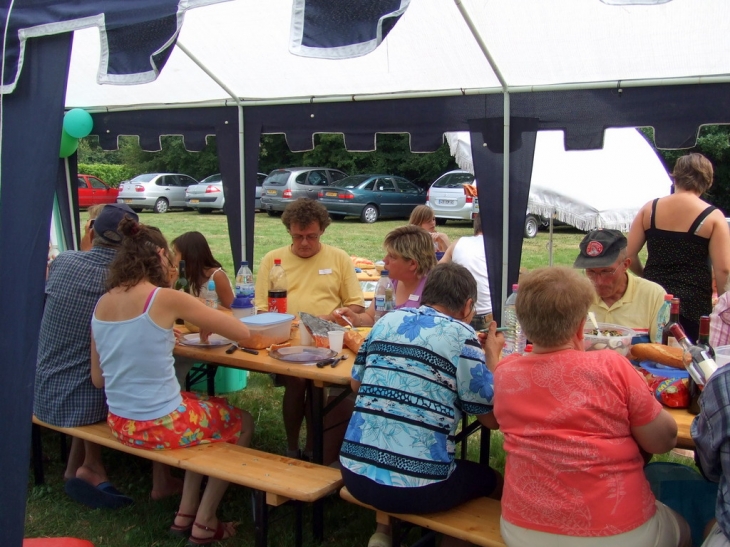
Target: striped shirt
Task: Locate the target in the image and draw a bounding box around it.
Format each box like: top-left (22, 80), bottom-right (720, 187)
top-left (340, 306), bottom-right (494, 488)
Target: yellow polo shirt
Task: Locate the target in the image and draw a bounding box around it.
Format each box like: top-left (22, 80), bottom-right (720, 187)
top-left (254, 243), bottom-right (364, 317)
top-left (590, 273), bottom-right (666, 342)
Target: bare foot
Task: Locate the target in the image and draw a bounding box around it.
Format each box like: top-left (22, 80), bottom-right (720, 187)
top-left (151, 476), bottom-right (184, 501)
top-left (75, 464), bottom-right (108, 487)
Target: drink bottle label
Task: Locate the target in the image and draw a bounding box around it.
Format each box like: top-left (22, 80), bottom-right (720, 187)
top-left (268, 291), bottom-right (287, 313)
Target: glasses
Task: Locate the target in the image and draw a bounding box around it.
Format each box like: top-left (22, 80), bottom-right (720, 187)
top-left (585, 266), bottom-right (620, 279)
top-left (290, 233), bottom-right (320, 242)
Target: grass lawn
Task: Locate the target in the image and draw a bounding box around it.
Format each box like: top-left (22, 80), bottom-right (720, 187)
top-left (25, 211), bottom-right (683, 546)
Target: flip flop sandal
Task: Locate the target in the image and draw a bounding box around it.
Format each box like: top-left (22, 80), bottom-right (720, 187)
top-left (169, 512), bottom-right (196, 538)
top-left (187, 521), bottom-right (236, 546)
top-left (64, 478), bottom-right (134, 510)
top-left (367, 532), bottom-right (392, 547)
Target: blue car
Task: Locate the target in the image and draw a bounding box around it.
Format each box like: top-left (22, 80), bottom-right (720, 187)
top-left (317, 174), bottom-right (426, 223)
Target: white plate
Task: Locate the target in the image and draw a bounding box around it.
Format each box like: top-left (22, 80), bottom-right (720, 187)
top-left (180, 333), bottom-right (231, 347)
top-left (269, 345), bottom-right (336, 364)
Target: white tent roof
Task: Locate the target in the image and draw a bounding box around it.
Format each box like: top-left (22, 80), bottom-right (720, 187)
top-left (65, 0), bottom-right (730, 109)
top-left (446, 128), bottom-right (672, 232)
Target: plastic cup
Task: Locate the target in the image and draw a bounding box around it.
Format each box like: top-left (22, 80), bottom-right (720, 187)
top-left (328, 330), bottom-right (345, 353)
top-left (300, 326), bottom-right (313, 346)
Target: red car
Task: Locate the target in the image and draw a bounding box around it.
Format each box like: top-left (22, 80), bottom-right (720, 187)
top-left (77, 174), bottom-right (119, 208)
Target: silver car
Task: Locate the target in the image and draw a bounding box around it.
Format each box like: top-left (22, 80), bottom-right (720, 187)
top-left (117, 173), bottom-right (198, 213)
top-left (426, 170), bottom-right (476, 223)
top-left (186, 173), bottom-right (268, 214)
top-left (260, 167), bottom-right (348, 215)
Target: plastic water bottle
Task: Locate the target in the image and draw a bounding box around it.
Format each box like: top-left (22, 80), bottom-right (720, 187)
top-left (502, 284), bottom-right (526, 356)
top-left (374, 270), bottom-right (394, 322)
top-left (201, 279), bottom-right (218, 309)
top-left (235, 260), bottom-right (255, 306)
top-left (654, 293), bottom-right (673, 344)
top-left (268, 259), bottom-right (288, 313)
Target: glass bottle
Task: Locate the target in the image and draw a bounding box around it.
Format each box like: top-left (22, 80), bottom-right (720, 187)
top-left (268, 259), bottom-right (288, 313)
top-left (662, 297), bottom-right (680, 347)
top-left (688, 316), bottom-right (714, 414)
top-left (669, 323), bottom-right (718, 387)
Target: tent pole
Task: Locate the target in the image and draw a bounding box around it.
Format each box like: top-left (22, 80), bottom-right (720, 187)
top-left (64, 157), bottom-right (78, 249)
top-left (454, 0), bottom-right (512, 322)
top-left (176, 41), bottom-right (247, 262)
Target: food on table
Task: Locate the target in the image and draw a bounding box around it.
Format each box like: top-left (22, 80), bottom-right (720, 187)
top-left (350, 256), bottom-right (375, 268)
top-left (582, 322), bottom-right (634, 356)
top-left (632, 343), bottom-right (684, 369)
top-left (268, 341), bottom-right (291, 353)
top-left (344, 330), bottom-right (365, 353)
top-left (300, 312), bottom-right (346, 348)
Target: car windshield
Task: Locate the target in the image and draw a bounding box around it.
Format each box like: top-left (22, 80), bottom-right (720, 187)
top-left (200, 174), bottom-right (222, 184)
top-left (130, 174), bottom-right (156, 183)
top-left (263, 171), bottom-right (290, 186)
top-left (332, 175), bottom-right (371, 189)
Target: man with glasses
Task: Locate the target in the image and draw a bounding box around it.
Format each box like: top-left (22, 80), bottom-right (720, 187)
top-left (255, 198), bottom-right (364, 461)
top-left (574, 229), bottom-right (666, 342)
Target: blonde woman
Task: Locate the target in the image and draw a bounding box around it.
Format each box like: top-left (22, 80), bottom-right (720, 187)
top-left (409, 204), bottom-right (450, 252)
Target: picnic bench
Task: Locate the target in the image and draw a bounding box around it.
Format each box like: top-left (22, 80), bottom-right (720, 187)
top-left (32, 417), bottom-right (343, 547)
top-left (340, 487), bottom-right (506, 547)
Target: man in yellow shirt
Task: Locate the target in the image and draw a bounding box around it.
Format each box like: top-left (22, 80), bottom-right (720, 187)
top-left (255, 199), bottom-right (364, 459)
top-left (574, 229), bottom-right (666, 342)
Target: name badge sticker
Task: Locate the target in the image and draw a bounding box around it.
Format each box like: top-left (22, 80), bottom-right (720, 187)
top-left (408, 294), bottom-right (419, 301)
top-left (319, 269), bottom-right (333, 275)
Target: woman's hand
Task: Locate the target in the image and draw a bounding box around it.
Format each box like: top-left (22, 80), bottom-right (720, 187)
top-left (331, 307), bottom-right (359, 327)
top-left (478, 321), bottom-right (505, 372)
top-left (431, 231), bottom-right (450, 251)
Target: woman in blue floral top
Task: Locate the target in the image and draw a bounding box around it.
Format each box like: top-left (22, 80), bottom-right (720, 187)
top-left (340, 263), bottom-right (502, 547)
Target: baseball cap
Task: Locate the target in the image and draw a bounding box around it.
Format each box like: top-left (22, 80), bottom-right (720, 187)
top-left (92, 203), bottom-right (139, 244)
top-left (573, 229), bottom-right (627, 269)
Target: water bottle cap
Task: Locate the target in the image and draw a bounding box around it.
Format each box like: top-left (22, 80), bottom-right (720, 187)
top-left (240, 261), bottom-right (248, 267)
top-left (231, 296), bottom-right (252, 308)
top-left (381, 270), bottom-right (389, 276)
top-left (274, 258), bottom-right (282, 265)
top-left (512, 284), bottom-right (519, 291)
top-left (208, 279), bottom-right (215, 290)
top-left (664, 294), bottom-right (673, 301)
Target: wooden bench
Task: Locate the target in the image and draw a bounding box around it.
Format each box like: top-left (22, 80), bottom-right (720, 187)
top-left (32, 417), bottom-right (343, 547)
top-left (340, 486), bottom-right (506, 547)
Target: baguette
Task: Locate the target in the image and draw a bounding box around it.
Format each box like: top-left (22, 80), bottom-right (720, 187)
top-left (344, 330), bottom-right (365, 354)
top-left (631, 343), bottom-right (685, 369)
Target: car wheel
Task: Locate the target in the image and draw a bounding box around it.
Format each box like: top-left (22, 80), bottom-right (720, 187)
top-left (360, 205), bottom-right (379, 223)
top-left (197, 208), bottom-right (212, 215)
top-left (267, 210), bottom-right (281, 217)
top-left (435, 217), bottom-right (447, 226)
top-left (153, 198), bottom-right (169, 214)
top-left (330, 214), bottom-right (345, 221)
top-left (524, 215), bottom-right (539, 238)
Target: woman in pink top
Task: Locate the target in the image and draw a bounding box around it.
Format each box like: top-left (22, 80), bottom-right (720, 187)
top-left (482, 267), bottom-right (691, 547)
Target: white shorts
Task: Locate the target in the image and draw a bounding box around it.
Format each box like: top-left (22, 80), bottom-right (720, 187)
top-left (702, 522), bottom-right (730, 547)
top-left (501, 501), bottom-right (682, 547)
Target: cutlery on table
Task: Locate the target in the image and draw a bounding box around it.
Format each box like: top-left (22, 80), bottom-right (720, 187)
top-left (315, 355), bottom-right (348, 368)
top-left (226, 343), bottom-right (259, 355)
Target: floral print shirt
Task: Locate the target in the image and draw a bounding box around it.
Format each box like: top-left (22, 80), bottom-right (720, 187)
top-left (340, 305), bottom-right (494, 487)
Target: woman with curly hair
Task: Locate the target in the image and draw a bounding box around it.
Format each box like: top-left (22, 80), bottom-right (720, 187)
top-left (91, 216), bottom-right (254, 545)
top-left (171, 231), bottom-right (234, 309)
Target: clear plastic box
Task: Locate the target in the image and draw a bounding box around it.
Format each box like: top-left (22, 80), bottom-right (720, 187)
top-left (583, 322), bottom-right (635, 356)
top-left (239, 312), bottom-right (295, 349)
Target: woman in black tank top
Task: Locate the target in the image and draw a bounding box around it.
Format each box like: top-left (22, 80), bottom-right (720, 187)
top-left (627, 153), bottom-right (730, 341)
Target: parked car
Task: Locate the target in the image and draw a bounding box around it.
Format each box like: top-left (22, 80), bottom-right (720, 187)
top-left (318, 174), bottom-right (426, 223)
top-left (432, 170), bottom-right (546, 238)
top-left (185, 172), bottom-right (267, 214)
top-left (260, 167), bottom-right (348, 215)
top-left (117, 173), bottom-right (198, 213)
top-left (77, 174), bottom-right (118, 208)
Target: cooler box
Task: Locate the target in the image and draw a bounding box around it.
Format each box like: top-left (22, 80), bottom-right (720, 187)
top-left (189, 364), bottom-right (247, 394)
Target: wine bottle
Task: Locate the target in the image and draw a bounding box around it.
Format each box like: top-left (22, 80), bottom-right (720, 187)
top-left (173, 260), bottom-right (190, 325)
top-left (669, 323), bottom-right (718, 387)
top-left (688, 316), bottom-right (714, 414)
top-left (662, 297), bottom-right (680, 347)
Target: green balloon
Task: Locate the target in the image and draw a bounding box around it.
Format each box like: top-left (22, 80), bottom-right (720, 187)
top-left (60, 129), bottom-right (79, 158)
top-left (63, 108), bottom-right (93, 138)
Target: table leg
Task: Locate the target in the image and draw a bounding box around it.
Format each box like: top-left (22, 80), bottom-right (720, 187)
top-left (480, 426), bottom-right (491, 465)
top-left (309, 382), bottom-right (324, 540)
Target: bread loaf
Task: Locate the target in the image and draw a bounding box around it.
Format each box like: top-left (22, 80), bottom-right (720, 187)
top-left (344, 330), bottom-right (365, 353)
top-left (631, 343), bottom-right (685, 369)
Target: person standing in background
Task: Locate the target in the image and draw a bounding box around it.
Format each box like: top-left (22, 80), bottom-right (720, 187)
top-left (438, 213), bottom-right (492, 330)
top-left (628, 153), bottom-right (730, 340)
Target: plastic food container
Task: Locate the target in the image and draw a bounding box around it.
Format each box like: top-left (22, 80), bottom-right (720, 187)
top-left (583, 322), bottom-right (635, 357)
top-left (239, 312), bottom-right (294, 349)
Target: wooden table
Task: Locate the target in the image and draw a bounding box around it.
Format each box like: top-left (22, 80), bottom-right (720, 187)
top-left (667, 407), bottom-right (696, 449)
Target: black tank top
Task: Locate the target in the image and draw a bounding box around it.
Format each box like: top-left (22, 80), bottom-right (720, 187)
top-left (643, 198), bottom-right (716, 339)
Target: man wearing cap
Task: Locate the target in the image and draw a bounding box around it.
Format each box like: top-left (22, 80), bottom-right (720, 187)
top-left (574, 229), bottom-right (666, 342)
top-left (35, 203), bottom-right (178, 508)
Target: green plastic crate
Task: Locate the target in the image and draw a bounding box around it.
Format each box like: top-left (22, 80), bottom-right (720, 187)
top-left (190, 365), bottom-right (247, 394)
